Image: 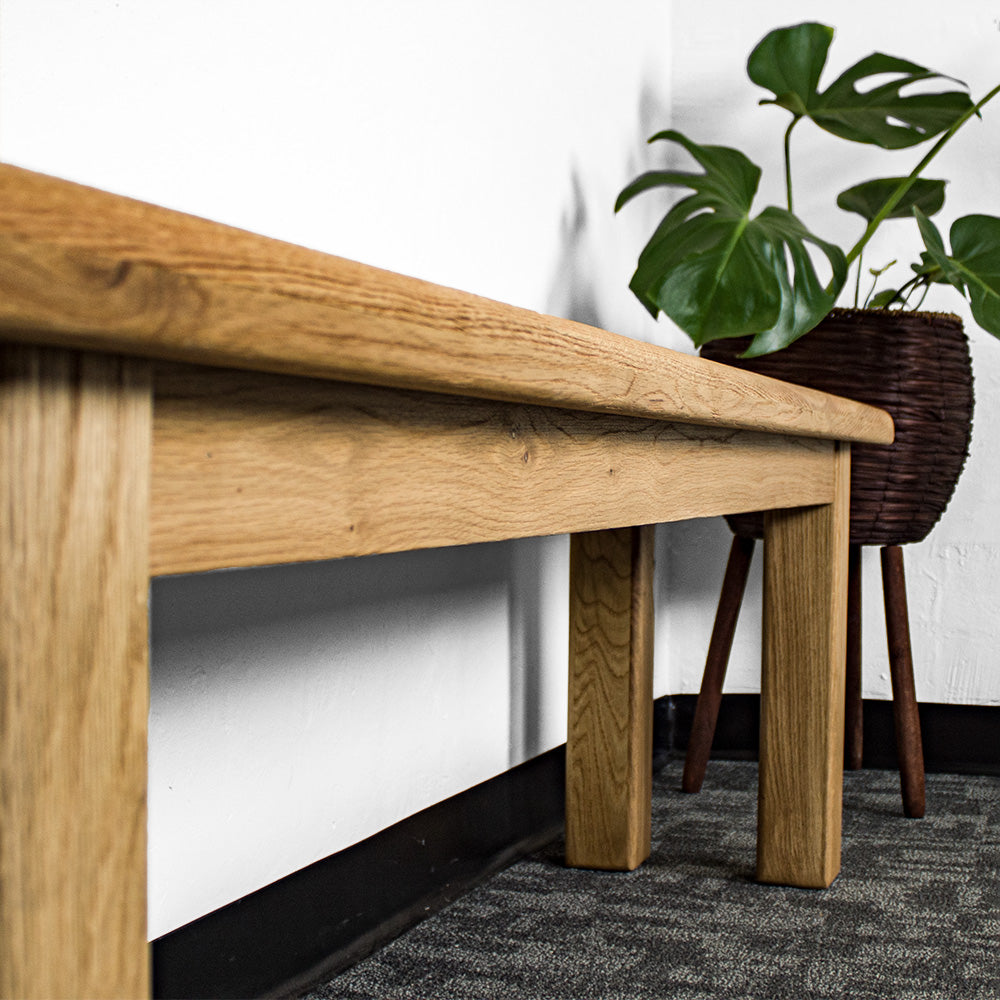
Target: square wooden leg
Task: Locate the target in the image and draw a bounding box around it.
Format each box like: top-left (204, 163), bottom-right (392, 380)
top-left (0, 346), bottom-right (152, 999)
top-left (757, 442), bottom-right (850, 888)
top-left (565, 524), bottom-right (654, 870)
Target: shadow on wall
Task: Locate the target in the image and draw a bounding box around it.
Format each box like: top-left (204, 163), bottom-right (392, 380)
top-left (543, 75), bottom-right (756, 696)
top-left (149, 544), bottom-right (521, 775)
top-left (151, 546), bottom-right (516, 639)
top-left (544, 79), bottom-right (690, 352)
top-left (151, 535), bottom-right (566, 780)
top-left (508, 538), bottom-right (545, 765)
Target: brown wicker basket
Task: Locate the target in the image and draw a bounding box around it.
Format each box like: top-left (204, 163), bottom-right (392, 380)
top-left (700, 308), bottom-right (974, 546)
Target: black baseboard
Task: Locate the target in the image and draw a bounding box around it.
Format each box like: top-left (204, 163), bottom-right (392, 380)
top-left (669, 694), bottom-right (1000, 775)
top-left (152, 747), bottom-right (565, 999)
top-left (153, 694), bottom-right (999, 999)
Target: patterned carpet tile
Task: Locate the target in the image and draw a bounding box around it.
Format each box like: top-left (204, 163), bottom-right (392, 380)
top-left (305, 761), bottom-right (1000, 1000)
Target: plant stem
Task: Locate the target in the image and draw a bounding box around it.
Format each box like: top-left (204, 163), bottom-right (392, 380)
top-left (865, 275), bottom-right (876, 307)
top-left (883, 274), bottom-right (924, 309)
top-left (845, 81), bottom-right (1000, 268)
top-left (783, 118), bottom-right (797, 212)
top-left (854, 251), bottom-right (863, 308)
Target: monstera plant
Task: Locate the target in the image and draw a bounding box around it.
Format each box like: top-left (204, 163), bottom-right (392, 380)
top-left (616, 21), bottom-right (1000, 356)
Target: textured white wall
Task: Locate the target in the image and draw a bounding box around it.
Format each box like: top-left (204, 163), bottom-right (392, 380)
top-left (0, 0), bottom-right (673, 938)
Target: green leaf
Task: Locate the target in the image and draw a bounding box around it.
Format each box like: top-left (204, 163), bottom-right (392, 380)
top-left (746, 22), bottom-right (833, 119)
top-left (741, 207), bottom-right (846, 355)
top-left (950, 215), bottom-right (1000, 337)
top-left (868, 288), bottom-right (900, 308)
top-left (914, 208), bottom-right (965, 291)
top-left (910, 249), bottom-right (951, 284)
top-left (837, 177), bottom-right (946, 223)
top-left (748, 22), bottom-right (973, 148)
top-left (615, 130), bottom-right (759, 215)
top-left (914, 209), bottom-right (1000, 338)
top-left (615, 130), bottom-right (846, 349)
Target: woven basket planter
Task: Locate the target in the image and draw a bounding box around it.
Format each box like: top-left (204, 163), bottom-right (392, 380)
top-left (700, 308), bottom-right (974, 547)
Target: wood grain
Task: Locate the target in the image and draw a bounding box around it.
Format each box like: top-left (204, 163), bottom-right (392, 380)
top-left (0, 165), bottom-right (894, 446)
top-left (0, 346), bottom-right (151, 998)
top-left (757, 442), bottom-right (851, 888)
top-left (566, 525), bottom-right (655, 870)
top-left (150, 363), bottom-right (840, 575)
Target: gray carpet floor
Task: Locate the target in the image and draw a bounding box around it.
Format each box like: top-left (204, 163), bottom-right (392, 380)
top-left (303, 759), bottom-right (1000, 1000)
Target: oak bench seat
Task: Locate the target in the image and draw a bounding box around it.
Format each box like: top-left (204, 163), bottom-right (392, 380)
top-left (0, 163), bottom-right (892, 999)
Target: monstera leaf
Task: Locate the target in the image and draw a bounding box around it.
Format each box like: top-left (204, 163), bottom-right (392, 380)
top-left (837, 177), bottom-right (946, 222)
top-left (916, 208), bottom-right (1000, 337)
top-left (748, 22), bottom-right (973, 149)
top-left (910, 249), bottom-right (955, 285)
top-left (615, 130), bottom-right (846, 353)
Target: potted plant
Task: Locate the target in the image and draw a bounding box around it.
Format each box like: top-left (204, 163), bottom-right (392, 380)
top-left (616, 20), bottom-right (1000, 547)
top-left (617, 23), bottom-right (1000, 812)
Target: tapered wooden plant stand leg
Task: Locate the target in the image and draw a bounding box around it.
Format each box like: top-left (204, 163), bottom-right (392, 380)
top-left (845, 544), bottom-right (864, 770)
top-left (566, 524), bottom-right (655, 871)
top-left (881, 545), bottom-right (926, 819)
top-left (685, 535), bottom-right (928, 823)
top-left (682, 535), bottom-right (756, 793)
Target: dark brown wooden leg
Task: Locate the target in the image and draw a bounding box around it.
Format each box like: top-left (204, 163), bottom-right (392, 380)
top-left (845, 544), bottom-right (864, 770)
top-left (880, 545), bottom-right (926, 819)
top-left (682, 534), bottom-right (755, 793)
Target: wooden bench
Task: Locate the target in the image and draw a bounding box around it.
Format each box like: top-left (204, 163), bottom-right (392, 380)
top-left (0, 164), bottom-right (894, 999)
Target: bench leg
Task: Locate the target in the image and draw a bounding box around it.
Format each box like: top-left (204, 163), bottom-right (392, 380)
top-left (757, 442), bottom-right (850, 888)
top-left (0, 346), bottom-right (151, 999)
top-left (566, 524), bottom-right (654, 870)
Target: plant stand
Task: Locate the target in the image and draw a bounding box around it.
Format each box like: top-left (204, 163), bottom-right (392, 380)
top-left (683, 308), bottom-right (974, 822)
top-left (682, 537), bottom-right (926, 818)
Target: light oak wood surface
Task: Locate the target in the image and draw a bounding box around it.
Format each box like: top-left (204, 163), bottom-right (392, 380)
top-left (0, 346), bottom-right (151, 998)
top-left (151, 363), bottom-right (837, 575)
top-left (566, 525), bottom-right (655, 870)
top-left (757, 442), bottom-right (851, 888)
top-left (0, 164), bottom-right (893, 446)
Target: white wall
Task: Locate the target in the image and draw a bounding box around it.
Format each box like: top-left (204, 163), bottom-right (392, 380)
top-left (2, 0), bottom-right (997, 943)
